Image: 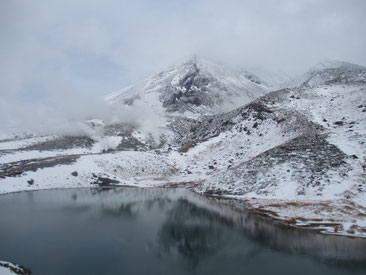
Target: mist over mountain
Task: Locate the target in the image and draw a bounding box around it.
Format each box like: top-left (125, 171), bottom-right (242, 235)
top-left (1, 56), bottom-right (364, 140)
top-left (1, 0), bottom-right (366, 137)
top-left (0, 55), bottom-right (285, 139)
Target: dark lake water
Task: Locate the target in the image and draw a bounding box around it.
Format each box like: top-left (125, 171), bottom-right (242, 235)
top-left (0, 187), bottom-right (366, 275)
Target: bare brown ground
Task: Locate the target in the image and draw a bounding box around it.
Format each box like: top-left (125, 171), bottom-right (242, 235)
top-left (242, 198), bottom-right (366, 236)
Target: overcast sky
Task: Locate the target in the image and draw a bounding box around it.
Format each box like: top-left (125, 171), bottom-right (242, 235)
top-left (1, 0), bottom-right (366, 132)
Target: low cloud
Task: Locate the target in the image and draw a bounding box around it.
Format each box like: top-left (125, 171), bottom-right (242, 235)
top-left (0, 89), bottom-right (167, 141)
top-left (1, 0), bottom-right (365, 137)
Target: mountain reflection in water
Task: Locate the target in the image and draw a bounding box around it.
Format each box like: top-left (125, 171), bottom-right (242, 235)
top-left (0, 187), bottom-right (365, 275)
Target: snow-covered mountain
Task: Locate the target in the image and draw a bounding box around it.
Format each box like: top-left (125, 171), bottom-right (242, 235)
top-left (246, 67), bottom-right (292, 89)
top-left (1, 59), bottom-right (366, 238)
top-left (105, 57), bottom-right (270, 116)
top-left (286, 59), bottom-right (366, 88)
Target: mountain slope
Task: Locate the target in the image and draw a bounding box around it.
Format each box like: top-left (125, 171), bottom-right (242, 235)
top-left (105, 57), bottom-right (270, 116)
top-left (150, 61), bottom-right (365, 236)
top-left (287, 59), bottom-right (366, 88)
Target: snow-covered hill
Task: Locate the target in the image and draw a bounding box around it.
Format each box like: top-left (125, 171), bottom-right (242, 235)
top-left (1, 59), bottom-right (366, 238)
top-left (105, 57), bottom-right (270, 117)
top-left (286, 59), bottom-right (366, 88)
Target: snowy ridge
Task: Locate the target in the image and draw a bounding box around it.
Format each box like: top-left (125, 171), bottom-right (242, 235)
top-left (286, 59), bottom-right (366, 88)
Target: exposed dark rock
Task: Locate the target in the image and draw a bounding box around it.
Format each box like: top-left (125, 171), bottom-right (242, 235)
top-left (204, 189), bottom-right (223, 196)
top-left (276, 118), bottom-right (286, 124)
top-left (91, 176), bottom-right (120, 186)
top-left (243, 72), bottom-right (263, 84)
top-left (71, 171), bottom-right (78, 177)
top-left (0, 155), bottom-right (80, 178)
top-left (22, 136), bottom-right (95, 151)
top-left (161, 63), bottom-right (219, 113)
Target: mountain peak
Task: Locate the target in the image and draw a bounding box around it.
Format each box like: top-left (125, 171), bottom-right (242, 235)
top-left (106, 57), bottom-right (270, 116)
top-left (180, 56), bottom-right (227, 75)
top-left (182, 54), bottom-right (199, 65)
top-left (310, 59), bottom-right (364, 72)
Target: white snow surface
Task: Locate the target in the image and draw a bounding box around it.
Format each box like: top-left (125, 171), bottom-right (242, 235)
top-left (0, 267), bottom-right (14, 275)
top-left (0, 261), bottom-right (24, 275)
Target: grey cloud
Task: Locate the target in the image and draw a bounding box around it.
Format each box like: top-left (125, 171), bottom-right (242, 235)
top-left (0, 0), bottom-right (365, 133)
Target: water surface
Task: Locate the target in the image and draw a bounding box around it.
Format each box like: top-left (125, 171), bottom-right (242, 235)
top-left (0, 187), bottom-right (365, 275)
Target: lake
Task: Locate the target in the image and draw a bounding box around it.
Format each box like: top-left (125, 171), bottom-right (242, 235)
top-left (0, 187), bottom-right (365, 275)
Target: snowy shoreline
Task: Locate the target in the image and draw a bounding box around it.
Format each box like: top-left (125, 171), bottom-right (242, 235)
top-left (0, 261), bottom-right (31, 275)
top-left (1, 182), bottom-right (365, 239)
